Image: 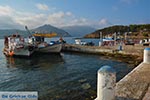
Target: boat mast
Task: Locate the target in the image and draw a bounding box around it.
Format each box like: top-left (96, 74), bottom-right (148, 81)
top-left (25, 26), bottom-right (32, 36)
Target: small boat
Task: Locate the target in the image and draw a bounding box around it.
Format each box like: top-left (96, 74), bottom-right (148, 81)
top-left (3, 34), bottom-right (36, 57)
top-left (33, 33), bottom-right (62, 53)
top-left (36, 42), bottom-right (62, 53)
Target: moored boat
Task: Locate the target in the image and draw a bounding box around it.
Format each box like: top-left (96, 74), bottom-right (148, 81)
top-left (33, 33), bottom-right (62, 53)
top-left (3, 34), bottom-right (36, 57)
top-left (36, 42), bottom-right (62, 53)
top-left (3, 26), bottom-right (63, 56)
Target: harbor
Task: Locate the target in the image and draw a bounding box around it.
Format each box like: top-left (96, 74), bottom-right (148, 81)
top-left (0, 37), bottom-right (143, 99)
top-left (0, 0), bottom-right (150, 99)
top-left (1, 35), bottom-right (150, 99)
top-left (62, 40), bottom-right (150, 100)
top-left (1, 25), bottom-right (150, 99)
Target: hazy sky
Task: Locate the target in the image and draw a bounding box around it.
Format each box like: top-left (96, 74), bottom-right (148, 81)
top-left (0, 0), bottom-right (149, 29)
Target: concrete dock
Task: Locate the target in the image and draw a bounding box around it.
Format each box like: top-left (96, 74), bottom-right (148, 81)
top-left (62, 44), bottom-right (145, 65)
top-left (115, 48), bottom-right (150, 100)
top-left (116, 62), bottom-right (150, 100)
top-left (63, 44), bottom-right (150, 100)
top-left (62, 44), bottom-right (146, 56)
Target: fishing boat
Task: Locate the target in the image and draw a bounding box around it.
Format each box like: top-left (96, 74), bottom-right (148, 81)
top-left (33, 33), bottom-right (62, 53)
top-left (3, 34), bottom-right (36, 57)
top-left (3, 26), bottom-right (62, 56)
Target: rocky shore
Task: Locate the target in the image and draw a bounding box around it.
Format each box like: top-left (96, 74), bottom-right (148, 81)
top-left (62, 44), bottom-right (146, 67)
top-left (62, 44), bottom-right (150, 100)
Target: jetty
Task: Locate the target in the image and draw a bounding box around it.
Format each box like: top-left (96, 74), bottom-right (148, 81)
top-left (116, 62), bottom-right (150, 100)
top-left (115, 48), bottom-right (150, 100)
top-left (62, 44), bottom-right (150, 100)
top-left (62, 43), bottom-right (147, 57)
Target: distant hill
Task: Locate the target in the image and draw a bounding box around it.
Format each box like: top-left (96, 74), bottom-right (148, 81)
top-left (61, 25), bottom-right (96, 37)
top-left (32, 24), bottom-right (71, 37)
top-left (84, 24), bottom-right (150, 38)
top-left (0, 29), bottom-right (28, 38)
top-left (0, 24), bottom-right (71, 38)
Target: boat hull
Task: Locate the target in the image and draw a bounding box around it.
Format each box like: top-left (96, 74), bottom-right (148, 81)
top-left (13, 48), bottom-right (34, 56)
top-left (3, 47), bottom-right (35, 57)
top-left (36, 43), bottom-right (62, 53)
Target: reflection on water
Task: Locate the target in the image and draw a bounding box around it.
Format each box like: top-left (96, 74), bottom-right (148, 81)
top-left (6, 53), bottom-right (64, 69)
top-left (0, 52), bottom-right (135, 100)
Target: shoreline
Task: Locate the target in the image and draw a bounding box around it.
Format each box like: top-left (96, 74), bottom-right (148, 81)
top-left (62, 43), bottom-right (145, 67)
top-left (62, 44), bottom-right (150, 99)
top-left (62, 43), bottom-right (149, 100)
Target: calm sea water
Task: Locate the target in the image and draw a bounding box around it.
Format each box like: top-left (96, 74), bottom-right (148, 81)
top-left (0, 38), bottom-right (134, 100)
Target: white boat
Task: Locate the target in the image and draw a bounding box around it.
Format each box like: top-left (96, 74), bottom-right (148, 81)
top-left (33, 33), bottom-right (62, 53)
top-left (3, 34), bottom-right (36, 57)
top-left (36, 42), bottom-right (62, 53)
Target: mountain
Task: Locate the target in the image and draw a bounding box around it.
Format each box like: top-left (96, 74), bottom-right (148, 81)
top-left (84, 24), bottom-right (150, 38)
top-left (61, 25), bottom-right (96, 37)
top-left (0, 29), bottom-right (28, 38)
top-left (32, 24), bottom-right (71, 37)
top-left (0, 24), bottom-right (71, 38)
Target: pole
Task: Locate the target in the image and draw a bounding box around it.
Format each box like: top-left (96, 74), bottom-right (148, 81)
top-left (144, 48), bottom-right (150, 64)
top-left (99, 32), bottom-right (103, 46)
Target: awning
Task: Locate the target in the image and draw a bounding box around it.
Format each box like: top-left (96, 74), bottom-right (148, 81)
top-left (33, 33), bottom-right (57, 38)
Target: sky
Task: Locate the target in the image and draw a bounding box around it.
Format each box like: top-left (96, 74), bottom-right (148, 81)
top-left (0, 0), bottom-right (149, 29)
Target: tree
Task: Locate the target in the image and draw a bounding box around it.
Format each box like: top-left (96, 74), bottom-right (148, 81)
top-left (143, 33), bottom-right (149, 37)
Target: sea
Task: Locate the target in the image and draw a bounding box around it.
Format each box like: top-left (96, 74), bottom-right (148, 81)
top-left (0, 37), bottom-right (134, 100)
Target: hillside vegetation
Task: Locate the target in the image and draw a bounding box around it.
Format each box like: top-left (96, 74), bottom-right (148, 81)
top-left (84, 24), bottom-right (150, 38)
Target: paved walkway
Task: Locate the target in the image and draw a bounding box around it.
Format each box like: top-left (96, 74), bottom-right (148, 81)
top-left (143, 86), bottom-right (150, 100)
top-left (116, 62), bottom-right (150, 100)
